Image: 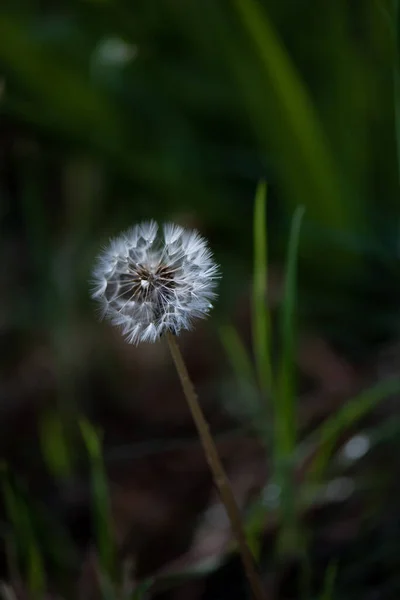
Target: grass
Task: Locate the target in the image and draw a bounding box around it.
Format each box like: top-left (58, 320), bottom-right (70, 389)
top-left (5, 179), bottom-right (398, 597)
top-left (252, 180), bottom-right (272, 396)
top-left (221, 181), bottom-right (400, 572)
top-left (80, 419), bottom-right (116, 586)
top-left (1, 0), bottom-right (400, 598)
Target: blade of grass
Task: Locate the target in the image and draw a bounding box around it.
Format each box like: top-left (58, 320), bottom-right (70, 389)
top-left (276, 206), bottom-right (305, 454)
top-left (274, 206), bottom-right (305, 553)
top-left (80, 419), bottom-right (116, 582)
top-left (306, 378), bottom-right (400, 481)
top-left (220, 324), bottom-right (256, 384)
top-left (319, 562), bottom-right (338, 600)
top-left (26, 538), bottom-right (46, 598)
top-left (234, 0), bottom-right (350, 230)
top-left (252, 180), bottom-right (272, 395)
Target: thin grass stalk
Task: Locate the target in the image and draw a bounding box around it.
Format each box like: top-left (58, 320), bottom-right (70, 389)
top-left (274, 206), bottom-right (305, 553)
top-left (252, 181), bottom-right (272, 396)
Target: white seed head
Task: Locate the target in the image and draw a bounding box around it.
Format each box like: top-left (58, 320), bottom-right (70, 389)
top-left (91, 220), bottom-right (220, 344)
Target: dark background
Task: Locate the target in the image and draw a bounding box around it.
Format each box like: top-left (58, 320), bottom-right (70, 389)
top-left (1, 1), bottom-right (400, 598)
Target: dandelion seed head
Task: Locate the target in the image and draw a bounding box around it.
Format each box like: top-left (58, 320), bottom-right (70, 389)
top-left (91, 220), bottom-right (220, 344)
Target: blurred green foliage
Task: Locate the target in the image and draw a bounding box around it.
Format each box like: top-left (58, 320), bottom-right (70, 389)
top-left (0, 0), bottom-right (399, 358)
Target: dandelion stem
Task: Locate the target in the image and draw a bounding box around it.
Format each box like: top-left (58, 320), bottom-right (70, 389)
top-left (166, 331), bottom-right (266, 600)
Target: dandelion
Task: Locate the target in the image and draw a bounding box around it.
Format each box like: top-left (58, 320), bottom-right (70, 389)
top-left (90, 220), bottom-right (265, 600)
top-left (91, 220), bottom-right (220, 344)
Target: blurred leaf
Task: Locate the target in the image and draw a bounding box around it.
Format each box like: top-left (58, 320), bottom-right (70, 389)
top-left (0, 14), bottom-right (122, 147)
top-left (26, 539), bottom-right (46, 598)
top-left (234, 0), bottom-right (353, 231)
top-left (80, 418), bottom-right (115, 581)
top-left (307, 378), bottom-right (400, 481)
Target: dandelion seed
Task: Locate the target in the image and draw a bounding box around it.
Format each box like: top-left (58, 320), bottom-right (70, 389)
top-left (91, 220), bottom-right (220, 344)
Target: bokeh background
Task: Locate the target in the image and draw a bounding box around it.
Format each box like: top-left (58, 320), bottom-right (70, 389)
top-left (1, 0), bottom-right (400, 598)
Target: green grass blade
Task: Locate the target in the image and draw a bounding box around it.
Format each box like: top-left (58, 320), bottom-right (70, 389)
top-left (80, 419), bottom-right (116, 581)
top-left (220, 324), bottom-right (255, 384)
top-left (234, 0), bottom-right (346, 229)
top-left (26, 539), bottom-right (46, 598)
top-left (319, 562), bottom-right (338, 600)
top-left (276, 206), bottom-right (305, 454)
top-left (307, 378), bottom-right (400, 481)
top-left (273, 206), bottom-right (304, 554)
top-left (252, 180), bottom-right (272, 395)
